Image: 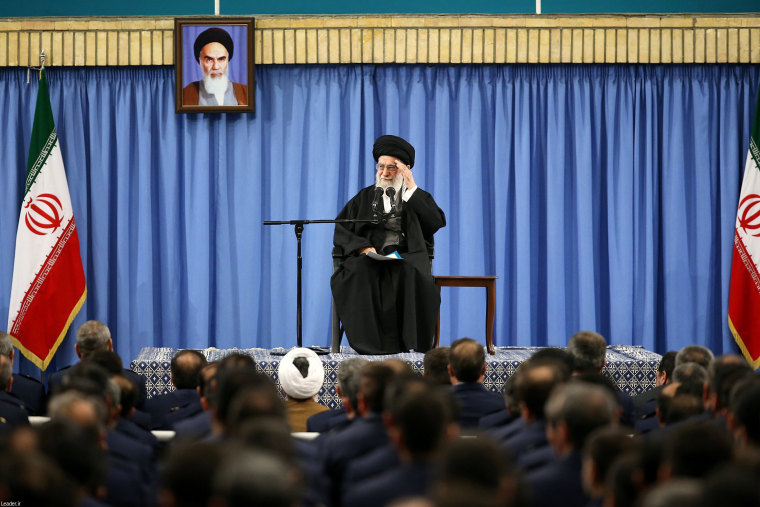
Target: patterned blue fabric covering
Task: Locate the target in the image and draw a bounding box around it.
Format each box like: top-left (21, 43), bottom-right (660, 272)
top-left (131, 345), bottom-right (661, 410)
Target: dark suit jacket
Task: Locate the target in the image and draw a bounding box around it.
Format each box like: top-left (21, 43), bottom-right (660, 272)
top-left (489, 416), bottom-right (525, 443)
top-left (144, 388), bottom-right (202, 429)
top-left (504, 419), bottom-right (549, 460)
top-left (10, 373), bottom-right (46, 415)
top-left (342, 461), bottom-right (433, 507)
top-left (173, 410), bottom-right (213, 441)
top-left (307, 406), bottom-right (348, 433)
top-left (321, 413), bottom-right (389, 506)
top-left (114, 417), bottom-right (158, 451)
top-left (105, 429), bottom-right (155, 505)
top-left (526, 450), bottom-right (588, 507)
top-left (518, 444), bottom-right (556, 472)
top-left (451, 382), bottom-right (506, 428)
top-left (0, 390), bottom-right (29, 433)
top-left (343, 443), bottom-right (400, 485)
top-left (633, 385), bottom-right (664, 433)
top-left (479, 407), bottom-right (514, 429)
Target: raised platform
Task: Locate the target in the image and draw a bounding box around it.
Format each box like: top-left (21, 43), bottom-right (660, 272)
top-left (131, 345), bottom-right (661, 410)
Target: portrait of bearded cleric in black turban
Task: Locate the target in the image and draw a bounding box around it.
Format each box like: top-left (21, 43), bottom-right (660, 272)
top-left (175, 19), bottom-right (255, 113)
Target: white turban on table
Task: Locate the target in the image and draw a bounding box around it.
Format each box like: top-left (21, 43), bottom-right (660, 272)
top-left (277, 347), bottom-right (325, 400)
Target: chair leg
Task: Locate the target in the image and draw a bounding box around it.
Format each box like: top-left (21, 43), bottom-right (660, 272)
top-left (331, 297), bottom-right (342, 353)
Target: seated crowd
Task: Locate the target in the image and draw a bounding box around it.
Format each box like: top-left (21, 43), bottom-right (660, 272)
top-left (1, 324), bottom-right (759, 507)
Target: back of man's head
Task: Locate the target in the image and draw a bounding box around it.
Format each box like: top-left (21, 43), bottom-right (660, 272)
top-left (582, 426), bottom-right (637, 492)
top-left (513, 362), bottom-right (565, 420)
top-left (162, 441), bottom-right (228, 507)
top-left (113, 373), bottom-right (138, 418)
top-left (449, 338), bottom-right (486, 383)
top-left (358, 362), bottom-right (395, 414)
top-left (545, 381), bottom-right (617, 450)
top-left (667, 422), bottom-right (733, 479)
top-left (226, 382), bottom-right (286, 434)
top-left (215, 366), bottom-right (271, 429)
top-left (707, 355), bottom-right (753, 412)
top-left (171, 349), bottom-right (208, 390)
top-left (0, 354), bottom-right (12, 391)
top-left (424, 347), bottom-right (451, 385)
top-left (337, 357), bottom-right (368, 412)
top-left (211, 450), bottom-right (301, 507)
top-left (87, 349), bottom-right (123, 374)
top-left (664, 394), bottom-right (703, 425)
top-left (433, 436), bottom-right (519, 507)
top-left (47, 390), bottom-right (107, 430)
top-left (567, 331), bottom-right (607, 373)
top-left (390, 383), bottom-right (456, 458)
top-left (38, 418), bottom-right (106, 496)
top-left (75, 321), bottom-right (112, 359)
top-left (0, 331), bottom-right (13, 358)
top-left (671, 362), bottom-right (708, 386)
top-left (675, 345), bottom-right (714, 369)
top-left (730, 375), bottom-right (760, 446)
top-left (530, 348), bottom-right (574, 377)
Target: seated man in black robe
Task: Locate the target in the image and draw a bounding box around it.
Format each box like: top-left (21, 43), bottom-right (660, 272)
top-left (331, 135), bottom-right (446, 355)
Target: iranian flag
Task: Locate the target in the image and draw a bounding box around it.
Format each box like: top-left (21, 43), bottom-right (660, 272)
top-left (729, 85), bottom-right (760, 370)
top-left (7, 69), bottom-right (86, 371)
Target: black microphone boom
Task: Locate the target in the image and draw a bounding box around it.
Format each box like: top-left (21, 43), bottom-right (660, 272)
top-left (372, 187), bottom-right (384, 218)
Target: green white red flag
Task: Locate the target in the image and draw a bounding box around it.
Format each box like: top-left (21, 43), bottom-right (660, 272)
top-left (7, 69), bottom-right (86, 371)
top-left (729, 85), bottom-right (760, 370)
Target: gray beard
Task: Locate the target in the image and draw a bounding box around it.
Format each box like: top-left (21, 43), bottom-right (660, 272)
top-left (375, 173), bottom-right (403, 193)
top-left (202, 71), bottom-right (230, 104)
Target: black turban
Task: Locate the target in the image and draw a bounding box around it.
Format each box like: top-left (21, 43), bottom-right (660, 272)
top-left (194, 27), bottom-right (234, 61)
top-left (372, 135), bottom-right (415, 168)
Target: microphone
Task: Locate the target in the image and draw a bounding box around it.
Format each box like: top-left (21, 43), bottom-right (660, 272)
top-left (372, 187), bottom-right (384, 216)
top-left (386, 187), bottom-right (397, 214)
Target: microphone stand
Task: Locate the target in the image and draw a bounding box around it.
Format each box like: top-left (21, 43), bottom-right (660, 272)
top-left (263, 218), bottom-right (377, 349)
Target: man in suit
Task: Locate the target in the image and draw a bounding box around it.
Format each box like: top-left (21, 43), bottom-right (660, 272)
top-left (320, 362), bottom-right (395, 506)
top-left (47, 320), bottom-right (148, 408)
top-left (0, 331), bottom-right (46, 415)
top-left (633, 350), bottom-right (676, 433)
top-left (343, 382), bottom-right (458, 507)
top-left (144, 349), bottom-right (206, 429)
top-left (525, 382), bottom-right (617, 507)
top-left (306, 357), bottom-right (367, 433)
top-left (448, 337), bottom-right (506, 428)
top-left (502, 358), bottom-right (566, 468)
top-left (0, 355), bottom-right (29, 434)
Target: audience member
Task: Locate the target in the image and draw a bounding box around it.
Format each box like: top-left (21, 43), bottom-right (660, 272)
top-left (431, 436), bottom-right (524, 507)
top-left (448, 338), bottom-right (506, 428)
top-left (525, 381), bottom-right (617, 507)
top-left (567, 331), bottom-right (607, 374)
top-left (321, 362), bottom-right (395, 506)
top-left (145, 349), bottom-right (207, 429)
top-left (158, 441), bottom-right (228, 507)
top-left (47, 321), bottom-right (148, 408)
top-left (664, 422), bottom-right (733, 479)
top-left (277, 347), bottom-right (329, 432)
top-left (209, 450), bottom-right (302, 507)
top-left (0, 354), bottom-right (29, 434)
top-left (343, 382), bottom-right (459, 507)
top-left (728, 375), bottom-right (760, 447)
top-left (703, 354), bottom-right (753, 418)
top-left (567, 331), bottom-right (635, 427)
top-left (581, 426), bottom-right (637, 507)
top-left (0, 330), bottom-right (46, 415)
top-left (674, 345), bottom-right (714, 369)
top-left (423, 347), bottom-right (451, 385)
top-left (173, 361), bottom-right (220, 440)
top-left (633, 351), bottom-right (676, 433)
top-left (501, 359), bottom-right (566, 470)
top-left (307, 357), bottom-right (368, 433)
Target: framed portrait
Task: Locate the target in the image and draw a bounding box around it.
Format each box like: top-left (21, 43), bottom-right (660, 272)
top-left (175, 18), bottom-right (255, 113)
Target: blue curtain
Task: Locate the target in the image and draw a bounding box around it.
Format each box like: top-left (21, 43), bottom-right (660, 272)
top-left (0, 64), bottom-right (758, 374)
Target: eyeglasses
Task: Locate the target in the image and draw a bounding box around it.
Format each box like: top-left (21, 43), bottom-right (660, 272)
top-left (375, 163), bottom-right (399, 172)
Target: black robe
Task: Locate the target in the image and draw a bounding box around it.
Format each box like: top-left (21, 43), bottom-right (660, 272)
top-left (331, 185), bottom-right (446, 354)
